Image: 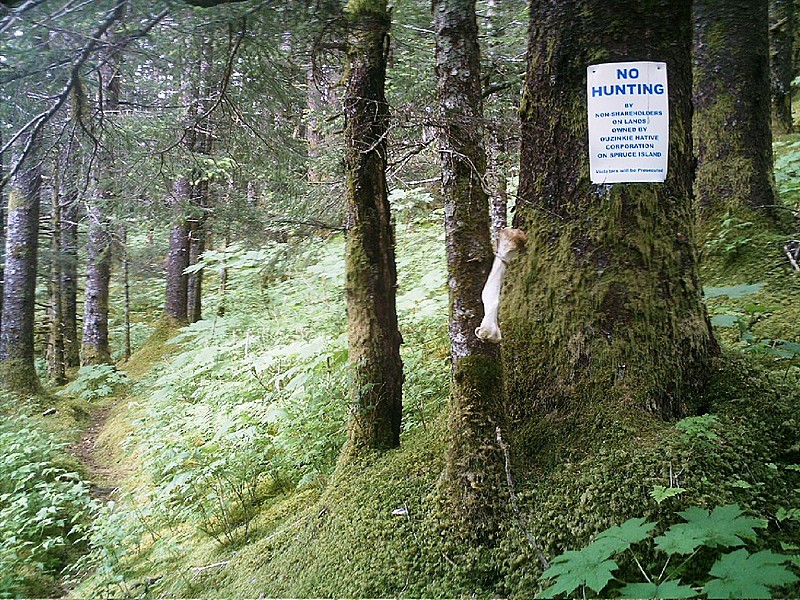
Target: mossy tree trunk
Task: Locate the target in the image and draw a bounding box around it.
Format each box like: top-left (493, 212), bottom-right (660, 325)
top-left (694, 0), bottom-right (781, 220)
top-left (82, 199), bottom-right (113, 365)
top-left (0, 129), bottom-right (42, 395)
top-left (48, 165), bottom-right (67, 385)
top-left (60, 187), bottom-right (80, 367)
top-left (82, 12), bottom-right (124, 365)
top-left (342, 0), bottom-right (403, 454)
top-left (770, 0), bottom-right (794, 134)
top-left (434, 0), bottom-right (506, 541)
top-left (504, 0), bottom-right (716, 435)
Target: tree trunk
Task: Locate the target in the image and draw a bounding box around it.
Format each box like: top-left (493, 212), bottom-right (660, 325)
top-left (187, 206), bottom-right (206, 323)
top-left (0, 130), bottom-right (42, 394)
top-left (60, 187), bottom-right (80, 367)
top-left (164, 178), bottom-right (190, 324)
top-left (433, 0), bottom-right (505, 541)
top-left (120, 225), bottom-right (131, 361)
top-left (487, 129), bottom-right (508, 246)
top-left (484, 0), bottom-right (509, 246)
top-left (342, 0), bottom-right (403, 454)
top-left (82, 16), bottom-right (124, 365)
top-left (770, 0), bottom-right (794, 133)
top-left (694, 0), bottom-right (780, 219)
top-left (175, 34), bottom-right (214, 324)
top-left (505, 0), bottom-right (716, 434)
top-left (48, 165), bottom-right (66, 385)
top-left (82, 200), bottom-right (113, 365)
top-left (0, 130), bottom-right (5, 336)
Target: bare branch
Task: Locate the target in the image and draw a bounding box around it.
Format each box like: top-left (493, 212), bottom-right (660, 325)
top-left (0, 1), bottom-right (131, 190)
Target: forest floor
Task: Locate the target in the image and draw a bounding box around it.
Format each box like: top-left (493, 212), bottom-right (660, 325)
top-left (72, 403), bottom-right (121, 501)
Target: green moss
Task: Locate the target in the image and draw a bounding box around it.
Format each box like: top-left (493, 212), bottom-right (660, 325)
top-left (79, 351), bottom-right (799, 599)
top-left (0, 358), bottom-right (41, 396)
top-left (122, 318), bottom-right (182, 381)
top-left (345, 0), bottom-right (387, 16)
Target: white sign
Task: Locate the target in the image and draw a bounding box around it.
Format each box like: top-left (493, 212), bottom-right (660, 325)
top-left (587, 61), bottom-right (669, 184)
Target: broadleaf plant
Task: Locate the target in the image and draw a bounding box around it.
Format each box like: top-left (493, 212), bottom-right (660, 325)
top-left (537, 504), bottom-right (797, 599)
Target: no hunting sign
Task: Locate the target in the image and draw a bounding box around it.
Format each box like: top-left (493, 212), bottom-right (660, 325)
top-left (587, 61), bottom-right (669, 184)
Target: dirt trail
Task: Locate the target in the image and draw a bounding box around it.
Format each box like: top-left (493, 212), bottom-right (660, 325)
top-left (72, 404), bottom-right (122, 500)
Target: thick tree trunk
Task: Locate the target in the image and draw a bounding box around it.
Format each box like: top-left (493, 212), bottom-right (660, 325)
top-left (0, 130), bottom-right (42, 394)
top-left (505, 0), bottom-right (716, 432)
top-left (433, 0), bottom-right (505, 541)
top-left (694, 0), bottom-right (781, 219)
top-left (60, 188), bottom-right (80, 367)
top-left (342, 0), bottom-right (403, 454)
top-left (770, 0), bottom-right (794, 133)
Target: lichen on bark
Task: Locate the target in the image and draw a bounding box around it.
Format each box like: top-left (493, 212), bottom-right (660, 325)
top-left (506, 0), bottom-right (717, 445)
top-left (341, 0), bottom-right (403, 455)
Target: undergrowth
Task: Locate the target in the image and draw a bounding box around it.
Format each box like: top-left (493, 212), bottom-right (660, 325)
top-left (64, 183), bottom-right (800, 598)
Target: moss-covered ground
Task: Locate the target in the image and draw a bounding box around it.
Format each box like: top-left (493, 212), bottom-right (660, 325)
top-left (0, 173), bottom-right (778, 599)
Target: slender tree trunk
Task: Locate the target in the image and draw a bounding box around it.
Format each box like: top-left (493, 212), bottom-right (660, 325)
top-left (433, 0), bottom-right (505, 541)
top-left (183, 34), bottom-right (214, 323)
top-left (187, 206), bottom-right (206, 323)
top-left (82, 201), bottom-right (113, 365)
top-left (0, 130), bottom-right (42, 394)
top-left (120, 225), bottom-right (131, 361)
top-left (505, 0), bottom-right (716, 430)
top-left (164, 179), bottom-right (190, 324)
top-left (770, 0), bottom-right (794, 133)
top-left (342, 0), bottom-right (403, 454)
top-left (82, 12), bottom-right (124, 365)
top-left (217, 231), bottom-right (229, 317)
top-left (60, 188), bottom-right (80, 367)
top-left (0, 130), bottom-right (5, 336)
top-left (484, 0), bottom-right (509, 246)
top-left (694, 0), bottom-right (781, 219)
top-left (487, 129), bottom-right (508, 246)
top-left (48, 165), bottom-right (66, 385)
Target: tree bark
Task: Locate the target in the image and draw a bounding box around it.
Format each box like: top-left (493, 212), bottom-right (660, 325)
top-left (770, 0), bottom-right (794, 133)
top-left (433, 0), bottom-right (506, 541)
top-left (81, 11), bottom-right (124, 365)
top-left (82, 199), bottom-right (113, 365)
top-left (120, 225), bottom-right (131, 361)
top-left (505, 0), bottom-right (716, 430)
top-left (164, 178), bottom-right (190, 325)
top-left (0, 130), bottom-right (42, 394)
top-left (694, 0), bottom-right (781, 219)
top-left (187, 205), bottom-right (206, 323)
top-left (342, 0), bottom-right (404, 454)
top-left (60, 187), bottom-right (80, 367)
top-left (487, 129), bottom-right (508, 246)
top-left (48, 164), bottom-right (67, 385)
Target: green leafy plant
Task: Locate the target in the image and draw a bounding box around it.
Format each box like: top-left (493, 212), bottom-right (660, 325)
top-left (539, 504), bottom-right (798, 599)
top-left (0, 405), bottom-right (97, 597)
top-left (703, 212), bottom-right (754, 258)
top-left (58, 364), bottom-right (129, 402)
